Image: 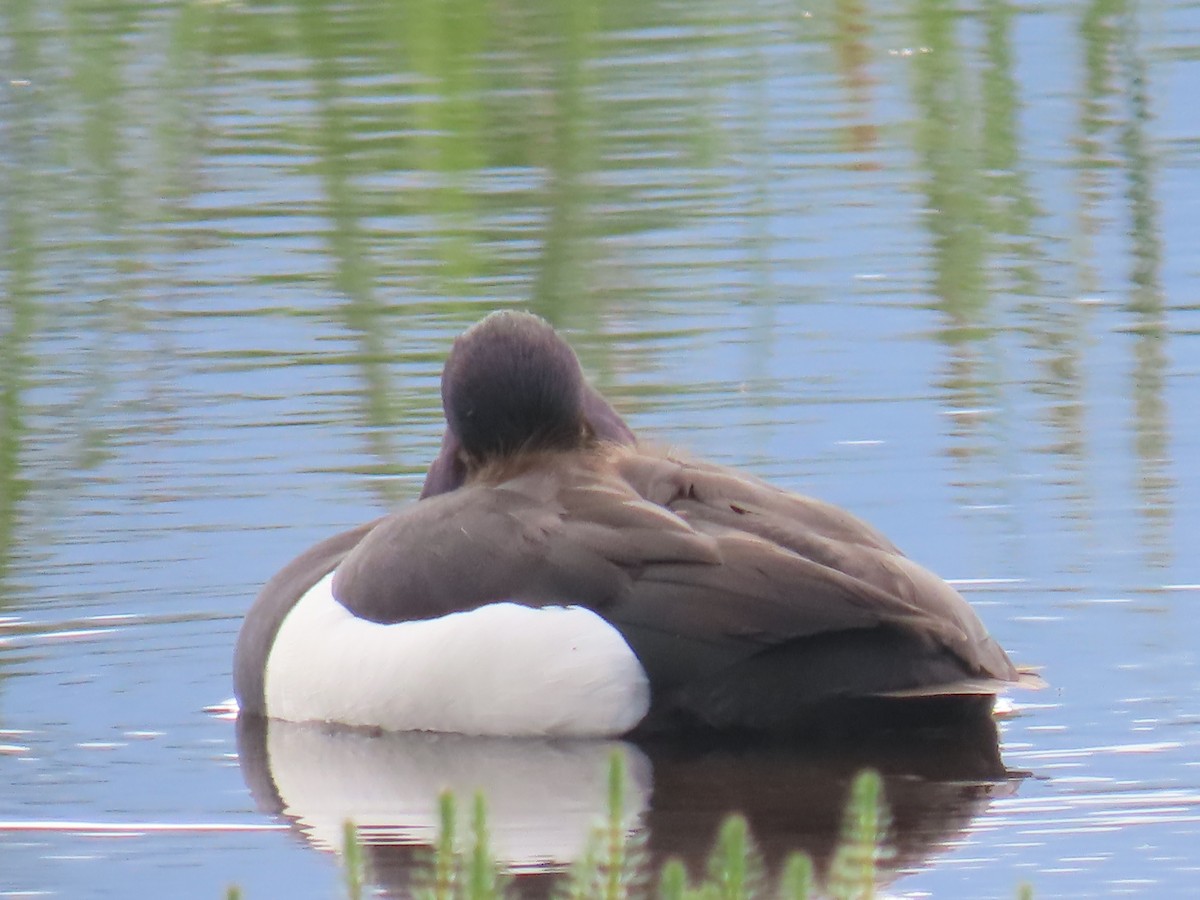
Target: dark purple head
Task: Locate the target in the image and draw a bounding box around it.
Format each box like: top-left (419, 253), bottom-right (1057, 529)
top-left (420, 311), bottom-right (635, 497)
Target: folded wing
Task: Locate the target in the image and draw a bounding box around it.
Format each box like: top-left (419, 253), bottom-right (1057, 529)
top-left (330, 450), bottom-right (1020, 732)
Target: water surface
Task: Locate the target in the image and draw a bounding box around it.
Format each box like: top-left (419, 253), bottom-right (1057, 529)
top-left (2, 0), bottom-right (1200, 896)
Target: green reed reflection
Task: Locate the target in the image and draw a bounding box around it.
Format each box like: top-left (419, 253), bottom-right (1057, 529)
top-left (981, 0), bottom-right (1090, 528)
top-left (1118, 6), bottom-right (1171, 568)
top-left (298, 0), bottom-right (405, 502)
top-left (1075, 0), bottom-right (1121, 300)
top-left (829, 0), bottom-right (879, 161)
top-left (1, 0), bottom-right (40, 596)
top-left (1070, 0), bottom-right (1172, 567)
top-left (911, 0), bottom-right (987, 329)
top-left (530, 0), bottom-right (600, 323)
top-left (0, 0), bottom-right (1185, 576)
top-left (910, 0), bottom-right (993, 492)
top-left (0, 197), bottom-right (33, 599)
top-left (400, 0), bottom-right (491, 291)
top-left (980, 0), bottom-right (1041, 292)
top-left (904, 0), bottom-right (1171, 568)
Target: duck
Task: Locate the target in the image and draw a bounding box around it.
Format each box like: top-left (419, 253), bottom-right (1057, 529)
top-left (233, 310), bottom-right (1038, 738)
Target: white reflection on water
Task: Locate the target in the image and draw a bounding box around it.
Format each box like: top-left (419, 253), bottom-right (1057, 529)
top-left (257, 725), bottom-right (650, 869)
top-left (0, 821), bottom-right (285, 835)
top-left (982, 786), bottom-right (1200, 834)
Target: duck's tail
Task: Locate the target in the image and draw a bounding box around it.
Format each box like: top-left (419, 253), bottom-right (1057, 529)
top-left (872, 665), bottom-right (1047, 700)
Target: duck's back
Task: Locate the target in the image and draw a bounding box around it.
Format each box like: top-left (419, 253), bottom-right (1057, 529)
top-left (603, 449), bottom-right (1022, 731)
top-left (616, 451), bottom-right (1018, 675)
top-left (294, 447), bottom-right (1023, 735)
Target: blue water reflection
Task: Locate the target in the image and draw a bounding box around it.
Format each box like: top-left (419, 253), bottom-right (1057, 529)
top-left (2, 0), bottom-right (1200, 897)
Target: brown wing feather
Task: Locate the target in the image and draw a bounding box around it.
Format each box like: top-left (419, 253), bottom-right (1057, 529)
top-left (330, 458), bottom-right (721, 624)
top-left (611, 450), bottom-right (1017, 681)
top-left (617, 451), bottom-right (903, 554)
top-left (330, 450), bottom-right (1016, 712)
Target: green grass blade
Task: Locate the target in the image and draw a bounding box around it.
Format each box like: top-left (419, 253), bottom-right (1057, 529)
top-left (605, 750), bottom-right (628, 900)
top-left (433, 790), bottom-right (459, 900)
top-left (468, 791), bottom-right (502, 900)
top-left (658, 858), bottom-right (689, 900)
top-left (828, 770), bottom-right (887, 900)
top-left (707, 815), bottom-right (751, 900)
top-left (778, 852), bottom-right (813, 900)
top-left (342, 819), bottom-right (363, 900)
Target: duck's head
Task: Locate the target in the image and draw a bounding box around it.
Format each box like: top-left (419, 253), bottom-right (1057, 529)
top-left (421, 311), bottom-right (634, 497)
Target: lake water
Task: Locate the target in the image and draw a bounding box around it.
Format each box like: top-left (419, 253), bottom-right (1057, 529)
top-left (2, 0), bottom-right (1200, 896)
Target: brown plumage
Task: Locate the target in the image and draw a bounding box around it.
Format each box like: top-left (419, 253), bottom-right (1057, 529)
top-left (234, 310), bottom-right (1038, 735)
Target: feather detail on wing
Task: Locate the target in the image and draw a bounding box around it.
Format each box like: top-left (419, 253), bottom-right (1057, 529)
top-left (329, 448), bottom-right (1019, 708)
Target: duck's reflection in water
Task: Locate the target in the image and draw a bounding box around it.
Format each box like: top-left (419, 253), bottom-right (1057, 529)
top-left (238, 718), bottom-right (651, 892)
top-left (237, 714), bottom-right (1021, 897)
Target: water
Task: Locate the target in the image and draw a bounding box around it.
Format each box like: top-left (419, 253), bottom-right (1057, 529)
top-left (2, 0), bottom-right (1200, 896)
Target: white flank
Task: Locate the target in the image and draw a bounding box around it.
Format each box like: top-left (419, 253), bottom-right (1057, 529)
top-left (263, 573), bottom-right (650, 737)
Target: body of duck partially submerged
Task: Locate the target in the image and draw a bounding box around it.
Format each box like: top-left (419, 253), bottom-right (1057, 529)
top-left (233, 310), bottom-right (1038, 737)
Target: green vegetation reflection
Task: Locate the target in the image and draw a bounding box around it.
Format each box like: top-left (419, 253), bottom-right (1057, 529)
top-left (0, 0), bottom-right (1179, 579)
